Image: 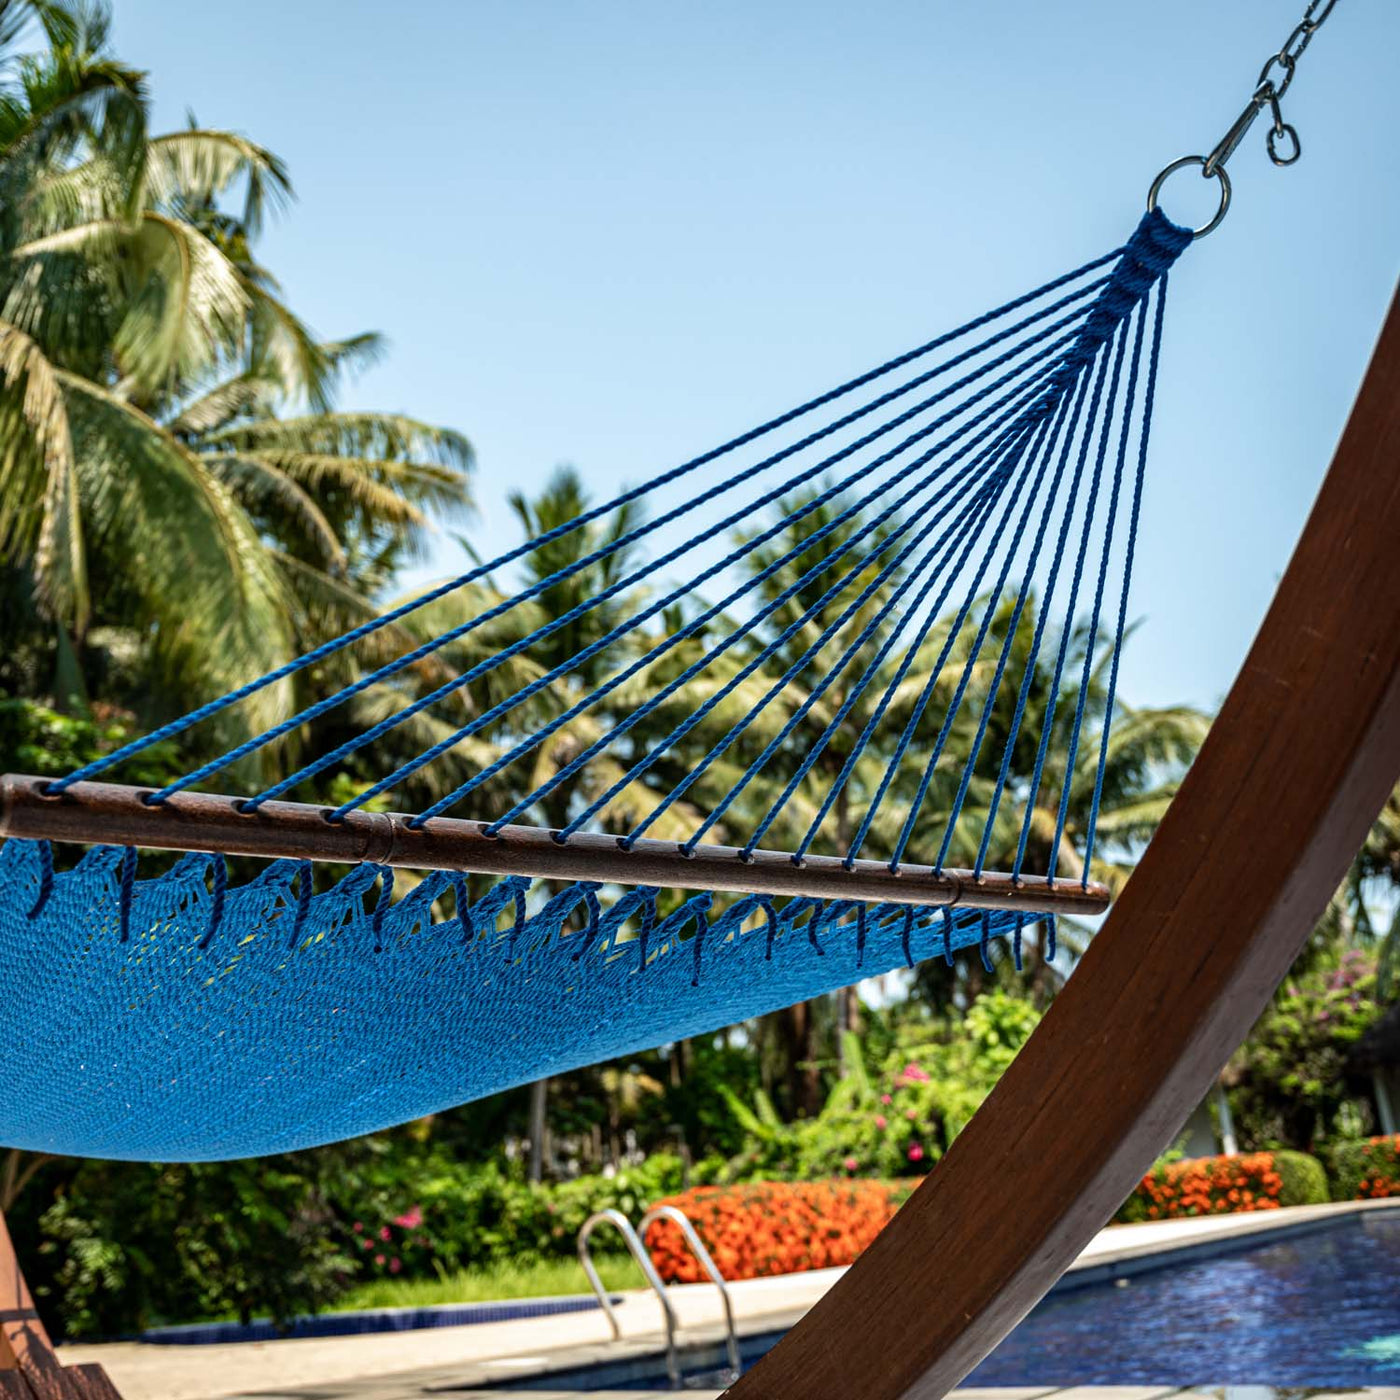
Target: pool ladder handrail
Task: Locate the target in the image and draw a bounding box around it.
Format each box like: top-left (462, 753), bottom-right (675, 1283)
top-left (577, 1208), bottom-right (681, 1389)
top-left (577, 1204), bottom-right (741, 1387)
top-left (637, 1204), bottom-right (741, 1379)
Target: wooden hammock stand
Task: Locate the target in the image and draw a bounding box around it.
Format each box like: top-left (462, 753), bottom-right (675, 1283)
top-left (0, 285), bottom-right (1397, 1400)
top-left (0, 1209), bottom-right (118, 1400)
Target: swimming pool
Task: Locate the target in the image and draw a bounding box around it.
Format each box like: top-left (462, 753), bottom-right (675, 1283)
top-left (965, 1209), bottom-right (1400, 1385)
top-left (492, 1209), bottom-right (1400, 1389)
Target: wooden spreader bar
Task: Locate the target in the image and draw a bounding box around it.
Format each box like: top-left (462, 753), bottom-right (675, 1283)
top-left (0, 774), bottom-right (1109, 916)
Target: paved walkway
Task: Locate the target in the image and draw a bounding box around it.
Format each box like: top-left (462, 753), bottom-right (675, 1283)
top-left (55, 1200), bottom-right (1400, 1400)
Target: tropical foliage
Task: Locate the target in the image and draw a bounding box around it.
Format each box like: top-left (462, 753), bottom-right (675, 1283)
top-left (711, 991), bottom-right (1041, 1182)
top-left (18, 1144), bottom-right (689, 1339)
top-left (0, 0), bottom-right (472, 749)
top-left (1229, 949), bottom-right (1385, 1151)
top-left (1329, 1135), bottom-right (1400, 1200)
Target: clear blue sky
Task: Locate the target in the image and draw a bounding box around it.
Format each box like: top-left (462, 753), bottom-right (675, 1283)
top-left (114, 0), bottom-right (1400, 713)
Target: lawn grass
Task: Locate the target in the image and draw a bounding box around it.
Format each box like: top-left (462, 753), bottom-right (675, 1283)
top-left (337, 1255), bottom-right (652, 1311)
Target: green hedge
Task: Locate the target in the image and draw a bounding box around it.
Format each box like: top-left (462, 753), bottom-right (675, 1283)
top-left (1116, 1148), bottom-right (1328, 1223)
top-left (26, 1151), bottom-right (688, 1342)
top-left (368, 1154), bottom-right (688, 1272)
top-left (1272, 1148), bottom-right (1330, 1205)
top-left (1329, 1135), bottom-right (1400, 1199)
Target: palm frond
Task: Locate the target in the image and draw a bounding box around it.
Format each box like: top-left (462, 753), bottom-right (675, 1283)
top-left (208, 410), bottom-right (475, 473)
top-left (0, 315), bottom-right (82, 625)
top-left (57, 369), bottom-right (295, 726)
top-left (114, 210), bottom-right (249, 390)
top-left (206, 452), bottom-right (344, 569)
top-left (166, 371), bottom-right (278, 435)
top-left (141, 127), bottom-right (292, 235)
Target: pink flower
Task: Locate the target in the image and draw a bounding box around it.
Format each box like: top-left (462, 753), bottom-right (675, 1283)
top-left (374, 1254), bottom-right (386, 1266)
top-left (906, 1108), bottom-right (918, 1122)
top-left (379, 1226), bottom-right (392, 1242)
top-left (352, 1221), bottom-right (363, 1234)
top-left (880, 1093), bottom-right (892, 1106)
top-left (389, 1257), bottom-right (402, 1274)
top-left (393, 1206), bottom-right (423, 1230)
top-left (903, 1063), bottom-right (929, 1083)
top-left (908, 1143), bottom-right (925, 1163)
top-left (874, 1115), bottom-right (887, 1130)
top-left (360, 1238), bottom-right (372, 1251)
top-left (843, 1156), bottom-right (859, 1174)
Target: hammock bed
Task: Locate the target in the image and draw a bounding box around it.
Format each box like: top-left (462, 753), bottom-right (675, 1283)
top-left (5, 5), bottom-right (1399, 1397)
top-left (0, 206), bottom-right (1184, 1161)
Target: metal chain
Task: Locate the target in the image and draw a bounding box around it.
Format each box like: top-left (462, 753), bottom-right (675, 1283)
top-left (1148, 0), bottom-right (1342, 239)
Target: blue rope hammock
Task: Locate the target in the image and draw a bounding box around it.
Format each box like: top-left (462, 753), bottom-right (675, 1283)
top-left (0, 0), bottom-right (1345, 1166)
top-left (0, 208), bottom-right (1191, 1159)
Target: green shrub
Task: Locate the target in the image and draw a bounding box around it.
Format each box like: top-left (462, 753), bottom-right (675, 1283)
top-left (22, 1145), bottom-right (688, 1341)
top-left (34, 1160), bottom-right (353, 1341)
top-left (0, 699), bottom-right (183, 787)
top-left (1116, 1148), bottom-right (1328, 1223)
top-left (1231, 951), bottom-right (1384, 1151)
top-left (1329, 1134), bottom-right (1400, 1199)
top-left (326, 1152), bottom-right (687, 1278)
top-left (1272, 1148), bottom-right (1330, 1205)
top-left (715, 991), bottom-right (1041, 1183)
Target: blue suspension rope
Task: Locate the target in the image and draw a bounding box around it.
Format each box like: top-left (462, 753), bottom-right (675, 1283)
top-left (36, 210), bottom-right (1189, 930)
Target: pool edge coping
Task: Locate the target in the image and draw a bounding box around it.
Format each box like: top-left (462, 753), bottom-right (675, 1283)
top-left (1053, 1197), bottom-right (1400, 1293)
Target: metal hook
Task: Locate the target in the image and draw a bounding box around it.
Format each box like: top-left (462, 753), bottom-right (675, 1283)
top-left (1266, 91), bottom-right (1301, 166)
top-left (1145, 0), bottom-right (1340, 236)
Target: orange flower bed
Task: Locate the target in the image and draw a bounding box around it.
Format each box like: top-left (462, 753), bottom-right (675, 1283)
top-left (1354, 1135), bottom-right (1400, 1199)
top-left (1133, 1152), bottom-right (1284, 1220)
top-left (644, 1181), bottom-right (908, 1282)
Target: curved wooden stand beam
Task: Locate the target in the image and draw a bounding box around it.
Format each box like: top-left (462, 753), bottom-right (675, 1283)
top-left (729, 289), bottom-right (1400, 1400)
top-left (0, 1210), bottom-right (119, 1400)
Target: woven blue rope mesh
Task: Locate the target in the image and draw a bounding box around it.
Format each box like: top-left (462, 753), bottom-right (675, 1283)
top-left (0, 209), bottom-right (1191, 1162)
top-left (0, 839), bottom-right (1025, 1160)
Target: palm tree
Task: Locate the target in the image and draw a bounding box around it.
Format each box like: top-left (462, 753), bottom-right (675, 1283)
top-left (486, 467), bottom-right (649, 1177)
top-left (0, 0), bottom-right (473, 745)
top-left (482, 468), bottom-right (806, 1170)
top-left (721, 485), bottom-right (1208, 1103)
top-left (704, 481), bottom-right (948, 1112)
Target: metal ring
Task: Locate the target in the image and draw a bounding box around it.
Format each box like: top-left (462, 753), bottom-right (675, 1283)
top-left (1268, 122), bottom-right (1301, 166)
top-left (1147, 155), bottom-right (1232, 240)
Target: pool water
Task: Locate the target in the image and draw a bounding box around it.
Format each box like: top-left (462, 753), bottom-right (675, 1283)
top-left (502, 1211), bottom-right (1400, 1390)
top-left (965, 1211), bottom-right (1400, 1386)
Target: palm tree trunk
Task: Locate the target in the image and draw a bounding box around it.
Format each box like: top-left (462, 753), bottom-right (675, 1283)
top-left (527, 1079), bottom-right (548, 1182)
top-left (781, 1001), bottom-right (824, 1118)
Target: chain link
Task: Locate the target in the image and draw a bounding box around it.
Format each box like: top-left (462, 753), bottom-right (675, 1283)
top-left (1260, 0), bottom-right (1338, 100)
top-left (1148, 0), bottom-right (1342, 238)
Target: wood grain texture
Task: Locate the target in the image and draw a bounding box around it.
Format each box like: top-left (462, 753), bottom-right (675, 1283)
top-left (64, 1367), bottom-right (125, 1400)
top-left (0, 1209), bottom-right (54, 1381)
top-left (0, 1215), bottom-right (123, 1400)
top-left (728, 289), bottom-right (1400, 1400)
top-left (0, 776), bottom-right (1110, 917)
